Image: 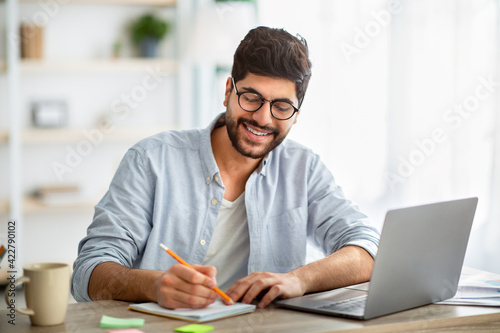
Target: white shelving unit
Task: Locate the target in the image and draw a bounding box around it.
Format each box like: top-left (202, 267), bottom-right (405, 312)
top-left (0, 0), bottom-right (194, 267)
top-left (9, 0), bottom-right (176, 5)
top-left (0, 127), bottom-right (172, 144)
top-left (0, 58), bottom-right (178, 74)
top-left (0, 0), bottom-right (183, 212)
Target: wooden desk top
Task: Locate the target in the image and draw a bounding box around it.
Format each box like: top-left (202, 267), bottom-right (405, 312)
top-left (2, 298), bottom-right (500, 333)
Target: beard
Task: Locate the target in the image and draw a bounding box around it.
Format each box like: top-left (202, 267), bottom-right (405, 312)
top-left (225, 109), bottom-right (291, 159)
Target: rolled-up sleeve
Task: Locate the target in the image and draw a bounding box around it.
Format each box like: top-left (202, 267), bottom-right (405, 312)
top-left (306, 154), bottom-right (380, 259)
top-left (71, 148), bottom-right (155, 302)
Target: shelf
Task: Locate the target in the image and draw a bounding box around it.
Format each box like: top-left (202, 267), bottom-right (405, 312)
top-left (0, 197), bottom-right (99, 215)
top-left (0, 127), bottom-right (171, 145)
top-left (0, 58), bottom-right (177, 75)
top-left (24, 197), bottom-right (96, 214)
top-left (2, 0), bottom-right (176, 6)
top-left (59, 0), bottom-right (176, 5)
top-left (0, 58), bottom-right (177, 74)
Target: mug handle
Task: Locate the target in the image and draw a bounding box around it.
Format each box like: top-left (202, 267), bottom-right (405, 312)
top-left (5, 276), bottom-right (35, 316)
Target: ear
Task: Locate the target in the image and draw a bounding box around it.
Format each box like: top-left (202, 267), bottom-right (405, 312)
top-left (293, 110), bottom-right (300, 124)
top-left (223, 77), bottom-right (232, 107)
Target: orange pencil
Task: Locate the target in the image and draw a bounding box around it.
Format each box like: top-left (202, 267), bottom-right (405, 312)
top-left (159, 243), bottom-right (234, 305)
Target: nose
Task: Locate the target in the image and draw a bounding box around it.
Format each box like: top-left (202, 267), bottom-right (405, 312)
top-left (251, 100), bottom-right (274, 126)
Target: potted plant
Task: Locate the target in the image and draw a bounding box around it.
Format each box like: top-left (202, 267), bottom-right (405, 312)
top-left (130, 13), bottom-right (170, 58)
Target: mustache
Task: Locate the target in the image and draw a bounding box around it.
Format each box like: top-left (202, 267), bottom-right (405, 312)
top-left (237, 118), bottom-right (279, 134)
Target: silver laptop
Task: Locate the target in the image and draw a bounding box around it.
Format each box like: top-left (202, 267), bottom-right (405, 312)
top-left (276, 197), bottom-right (478, 320)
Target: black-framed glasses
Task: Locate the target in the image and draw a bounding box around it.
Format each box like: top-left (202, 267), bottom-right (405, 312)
top-left (232, 77), bottom-right (299, 120)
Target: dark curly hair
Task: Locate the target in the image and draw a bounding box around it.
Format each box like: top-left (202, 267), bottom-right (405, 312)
top-left (231, 26), bottom-right (312, 107)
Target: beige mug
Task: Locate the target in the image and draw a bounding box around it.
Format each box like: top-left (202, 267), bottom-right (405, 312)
top-left (5, 262), bottom-right (70, 326)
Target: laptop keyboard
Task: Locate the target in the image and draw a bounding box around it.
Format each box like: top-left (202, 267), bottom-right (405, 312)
top-left (318, 296), bottom-right (367, 312)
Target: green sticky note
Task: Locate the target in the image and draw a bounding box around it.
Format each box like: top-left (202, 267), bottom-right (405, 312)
top-left (100, 315), bottom-right (145, 328)
top-left (174, 324), bottom-right (214, 333)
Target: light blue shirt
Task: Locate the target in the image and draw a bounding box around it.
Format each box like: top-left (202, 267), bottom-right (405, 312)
top-left (71, 114), bottom-right (380, 302)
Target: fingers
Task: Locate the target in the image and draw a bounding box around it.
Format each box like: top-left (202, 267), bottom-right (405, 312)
top-left (226, 272), bottom-right (276, 308)
top-left (226, 272), bottom-right (303, 308)
top-left (180, 264), bottom-right (217, 289)
top-left (192, 264), bottom-right (218, 284)
top-left (156, 264), bottom-right (219, 309)
top-left (257, 284), bottom-right (283, 308)
top-left (193, 265), bottom-right (234, 305)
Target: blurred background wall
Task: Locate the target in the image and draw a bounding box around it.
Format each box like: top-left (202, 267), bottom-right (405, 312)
top-left (0, 0), bottom-right (499, 277)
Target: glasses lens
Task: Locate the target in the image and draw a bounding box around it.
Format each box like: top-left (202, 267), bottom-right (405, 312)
top-left (271, 101), bottom-right (296, 120)
top-left (239, 92), bottom-right (263, 111)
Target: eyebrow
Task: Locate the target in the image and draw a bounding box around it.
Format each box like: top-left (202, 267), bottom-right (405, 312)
top-left (239, 85), bottom-right (297, 106)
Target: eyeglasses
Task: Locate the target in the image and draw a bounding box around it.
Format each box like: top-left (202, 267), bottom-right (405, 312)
top-left (232, 77), bottom-right (299, 120)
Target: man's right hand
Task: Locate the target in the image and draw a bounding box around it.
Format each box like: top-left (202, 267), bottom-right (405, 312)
top-left (155, 264), bottom-right (219, 309)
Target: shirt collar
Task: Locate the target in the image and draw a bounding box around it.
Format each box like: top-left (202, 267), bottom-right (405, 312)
top-left (199, 114), bottom-right (223, 185)
top-left (255, 152), bottom-right (271, 176)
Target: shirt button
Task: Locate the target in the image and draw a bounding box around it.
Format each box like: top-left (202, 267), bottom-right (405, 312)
top-left (215, 176), bottom-right (220, 182)
top-left (206, 176), bottom-right (211, 182)
top-left (211, 199), bottom-right (218, 205)
top-left (200, 240), bottom-right (206, 246)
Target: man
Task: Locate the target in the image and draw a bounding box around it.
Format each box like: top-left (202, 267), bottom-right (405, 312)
top-left (71, 26), bottom-right (380, 310)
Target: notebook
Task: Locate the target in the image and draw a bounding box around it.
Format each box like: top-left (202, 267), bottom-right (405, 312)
top-left (129, 300), bottom-right (256, 323)
top-left (276, 197), bottom-right (478, 320)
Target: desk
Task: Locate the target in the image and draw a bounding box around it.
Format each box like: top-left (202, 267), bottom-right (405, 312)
top-left (2, 297), bottom-right (500, 333)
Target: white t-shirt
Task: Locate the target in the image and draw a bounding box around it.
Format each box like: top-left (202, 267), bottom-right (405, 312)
top-left (202, 192), bottom-right (250, 290)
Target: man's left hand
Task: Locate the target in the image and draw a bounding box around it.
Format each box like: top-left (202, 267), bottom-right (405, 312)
top-left (225, 271), bottom-right (305, 308)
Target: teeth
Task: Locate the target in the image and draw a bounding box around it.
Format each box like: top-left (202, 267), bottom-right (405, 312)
top-left (246, 125), bottom-right (269, 136)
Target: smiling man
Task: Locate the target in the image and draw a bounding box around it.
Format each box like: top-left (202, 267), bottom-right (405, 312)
top-left (223, 75), bottom-right (297, 159)
top-left (71, 26), bottom-right (380, 310)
